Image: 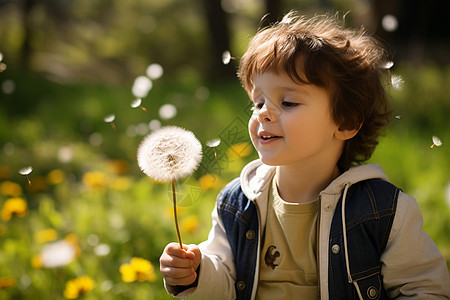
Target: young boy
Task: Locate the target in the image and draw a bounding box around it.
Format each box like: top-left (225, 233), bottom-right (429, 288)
top-left (160, 11), bottom-right (450, 299)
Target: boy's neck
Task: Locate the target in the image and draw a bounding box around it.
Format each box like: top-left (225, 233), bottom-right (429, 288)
top-left (275, 163), bottom-right (341, 204)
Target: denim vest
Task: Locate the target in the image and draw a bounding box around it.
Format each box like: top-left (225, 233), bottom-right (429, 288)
top-left (217, 178), bottom-right (400, 300)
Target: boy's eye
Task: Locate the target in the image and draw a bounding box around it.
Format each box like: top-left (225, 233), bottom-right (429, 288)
top-left (251, 102), bottom-right (264, 110)
top-left (281, 101), bottom-right (299, 108)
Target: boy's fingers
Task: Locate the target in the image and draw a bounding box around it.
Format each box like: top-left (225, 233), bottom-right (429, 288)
top-left (160, 253), bottom-right (193, 268)
top-left (164, 243), bottom-right (188, 258)
top-left (163, 270), bottom-right (197, 286)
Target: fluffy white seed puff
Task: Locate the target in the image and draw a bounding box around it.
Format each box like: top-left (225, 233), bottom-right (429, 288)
top-left (137, 126), bottom-right (202, 182)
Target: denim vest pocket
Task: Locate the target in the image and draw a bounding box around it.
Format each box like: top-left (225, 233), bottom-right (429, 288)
top-left (353, 268), bottom-right (385, 300)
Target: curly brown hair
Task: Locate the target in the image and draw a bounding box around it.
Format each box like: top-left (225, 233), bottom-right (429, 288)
top-left (238, 11), bottom-right (392, 170)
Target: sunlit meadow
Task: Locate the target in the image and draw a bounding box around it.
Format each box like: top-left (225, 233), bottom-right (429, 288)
top-left (1, 58), bottom-right (449, 299)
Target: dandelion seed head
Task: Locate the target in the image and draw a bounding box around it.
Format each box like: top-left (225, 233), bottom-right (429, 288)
top-left (0, 52), bottom-right (3, 61)
top-left (18, 166), bottom-right (32, 175)
top-left (391, 74), bottom-right (404, 90)
top-left (206, 138), bottom-right (221, 147)
top-left (222, 51), bottom-right (232, 65)
top-left (137, 126), bottom-right (202, 182)
top-left (432, 136), bottom-right (442, 147)
top-left (146, 63), bottom-right (163, 80)
top-left (131, 99), bottom-right (142, 108)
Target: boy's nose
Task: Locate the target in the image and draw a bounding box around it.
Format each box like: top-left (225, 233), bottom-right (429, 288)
top-left (256, 104), bottom-right (277, 123)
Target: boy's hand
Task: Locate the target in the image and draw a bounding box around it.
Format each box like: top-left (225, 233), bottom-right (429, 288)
top-left (160, 243), bottom-right (201, 286)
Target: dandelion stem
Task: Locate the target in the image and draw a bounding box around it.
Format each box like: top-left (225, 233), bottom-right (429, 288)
top-left (172, 179), bottom-right (183, 249)
top-left (26, 175), bottom-right (31, 186)
top-left (213, 147), bottom-right (217, 159)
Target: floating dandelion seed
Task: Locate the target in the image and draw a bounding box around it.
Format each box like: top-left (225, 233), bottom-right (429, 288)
top-left (18, 166), bottom-right (32, 186)
top-left (390, 74), bottom-right (404, 90)
top-left (222, 50), bottom-right (234, 65)
top-left (104, 114), bottom-right (116, 130)
top-left (395, 115), bottom-right (401, 120)
top-left (0, 52), bottom-right (5, 72)
top-left (146, 63), bottom-right (163, 80)
top-left (430, 136), bottom-right (442, 149)
top-left (206, 138), bottom-right (221, 159)
top-left (159, 103), bottom-right (177, 120)
top-left (132, 76), bottom-right (153, 98)
top-left (381, 61), bottom-right (394, 70)
top-left (137, 126), bottom-right (202, 249)
top-left (131, 98), bottom-right (147, 111)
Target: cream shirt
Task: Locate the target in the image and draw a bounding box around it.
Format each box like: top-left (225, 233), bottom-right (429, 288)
top-left (256, 178), bottom-right (319, 299)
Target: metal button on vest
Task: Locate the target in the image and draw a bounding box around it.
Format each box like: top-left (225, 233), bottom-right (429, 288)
top-left (324, 203), bottom-right (332, 212)
top-left (236, 281), bottom-right (246, 290)
top-left (331, 244), bottom-right (340, 254)
top-left (246, 230), bottom-right (255, 240)
top-left (367, 286), bottom-right (378, 299)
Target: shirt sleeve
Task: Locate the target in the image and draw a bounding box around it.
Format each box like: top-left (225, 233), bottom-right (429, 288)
top-left (382, 191), bottom-right (450, 299)
top-left (164, 202), bottom-right (237, 299)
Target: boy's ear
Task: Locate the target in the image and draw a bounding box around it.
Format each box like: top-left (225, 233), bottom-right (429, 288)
top-left (334, 126), bottom-right (359, 141)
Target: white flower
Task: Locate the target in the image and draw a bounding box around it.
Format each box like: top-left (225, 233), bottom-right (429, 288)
top-left (137, 126), bottom-right (202, 182)
top-left (41, 240), bottom-right (76, 268)
top-left (430, 136), bottom-right (442, 149)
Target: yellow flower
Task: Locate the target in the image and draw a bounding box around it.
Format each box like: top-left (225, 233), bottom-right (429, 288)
top-left (120, 257), bottom-right (156, 283)
top-left (181, 215), bottom-right (200, 234)
top-left (227, 142), bottom-right (253, 159)
top-left (46, 169), bottom-right (65, 185)
top-left (31, 254), bottom-right (43, 268)
top-left (109, 177), bottom-right (131, 191)
top-left (35, 229), bottom-right (58, 244)
top-left (63, 276), bottom-right (95, 299)
top-left (64, 233), bottom-right (81, 257)
top-left (0, 181), bottom-right (22, 197)
top-left (1, 197), bottom-right (27, 221)
top-left (82, 171), bottom-right (106, 190)
top-left (198, 174), bottom-right (223, 190)
top-left (0, 277), bottom-right (16, 288)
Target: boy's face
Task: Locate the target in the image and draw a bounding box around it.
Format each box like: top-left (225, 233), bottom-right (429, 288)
top-left (248, 71), bottom-right (345, 168)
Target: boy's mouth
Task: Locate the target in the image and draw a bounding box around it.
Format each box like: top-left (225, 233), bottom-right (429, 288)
top-left (258, 131), bottom-right (282, 141)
